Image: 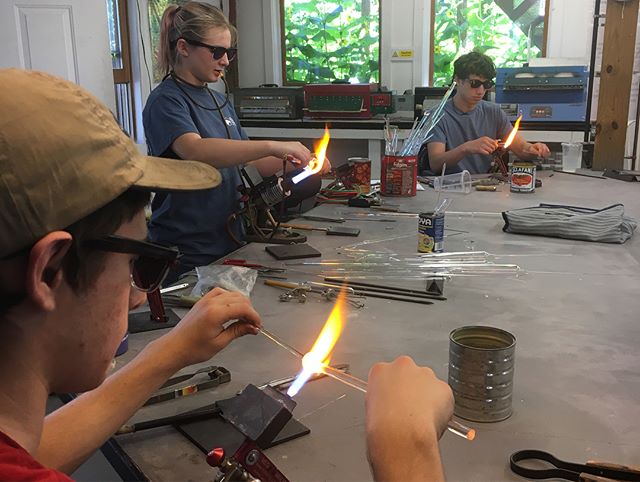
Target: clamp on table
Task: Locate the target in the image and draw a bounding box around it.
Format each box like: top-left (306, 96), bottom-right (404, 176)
top-left (228, 166), bottom-right (307, 246)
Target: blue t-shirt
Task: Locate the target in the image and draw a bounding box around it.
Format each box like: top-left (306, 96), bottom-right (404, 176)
top-left (143, 78), bottom-right (247, 266)
top-left (429, 99), bottom-right (512, 174)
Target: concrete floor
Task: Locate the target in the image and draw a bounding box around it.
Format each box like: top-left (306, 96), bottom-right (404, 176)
top-left (105, 171), bottom-right (640, 481)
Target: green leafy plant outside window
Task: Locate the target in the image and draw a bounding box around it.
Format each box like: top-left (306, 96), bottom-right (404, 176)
top-left (282, 0), bottom-right (380, 84)
top-left (106, 0), bottom-right (123, 69)
top-left (432, 0), bottom-right (546, 86)
top-left (148, 0), bottom-right (190, 83)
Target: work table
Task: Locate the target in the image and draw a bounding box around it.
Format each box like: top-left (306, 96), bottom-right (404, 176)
top-left (114, 171), bottom-right (640, 481)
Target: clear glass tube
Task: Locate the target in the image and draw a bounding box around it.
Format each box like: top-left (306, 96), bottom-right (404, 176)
top-left (260, 328), bottom-right (475, 441)
top-left (320, 364), bottom-right (474, 441)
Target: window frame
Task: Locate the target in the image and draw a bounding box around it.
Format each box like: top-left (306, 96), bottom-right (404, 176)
top-left (108, 0), bottom-right (137, 137)
top-left (112, 0), bottom-right (133, 85)
top-left (279, 0), bottom-right (383, 86)
top-left (429, 0), bottom-right (550, 86)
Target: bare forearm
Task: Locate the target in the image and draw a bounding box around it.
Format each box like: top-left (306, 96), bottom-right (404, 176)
top-left (37, 337), bottom-right (181, 473)
top-left (429, 145), bottom-right (467, 172)
top-left (38, 288), bottom-right (263, 474)
top-left (370, 433), bottom-right (445, 482)
top-left (251, 156), bottom-right (291, 177)
top-left (510, 136), bottom-right (541, 160)
top-left (511, 141), bottom-right (533, 159)
top-left (176, 137), bottom-right (278, 168)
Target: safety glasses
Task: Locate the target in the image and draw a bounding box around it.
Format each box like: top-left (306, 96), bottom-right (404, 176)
top-left (466, 78), bottom-right (495, 89)
top-left (84, 235), bottom-right (180, 292)
top-left (181, 37), bottom-right (237, 61)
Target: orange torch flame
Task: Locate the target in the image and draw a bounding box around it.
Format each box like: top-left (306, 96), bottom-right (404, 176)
top-left (503, 114), bottom-right (522, 149)
top-left (309, 124), bottom-right (330, 173)
top-left (291, 124), bottom-right (330, 184)
top-left (287, 289), bottom-right (346, 396)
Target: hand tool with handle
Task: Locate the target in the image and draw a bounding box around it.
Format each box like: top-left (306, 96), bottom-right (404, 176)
top-left (510, 449), bottom-right (640, 481)
top-left (143, 367), bottom-right (231, 406)
top-left (281, 223), bottom-right (360, 236)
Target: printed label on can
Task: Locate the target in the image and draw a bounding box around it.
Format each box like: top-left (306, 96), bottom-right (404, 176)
top-left (510, 162), bottom-right (536, 193)
top-left (418, 212), bottom-right (444, 253)
top-left (381, 155), bottom-right (417, 197)
top-left (347, 157), bottom-right (371, 194)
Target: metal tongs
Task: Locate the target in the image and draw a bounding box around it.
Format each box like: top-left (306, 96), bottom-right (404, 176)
top-left (510, 449), bottom-right (640, 481)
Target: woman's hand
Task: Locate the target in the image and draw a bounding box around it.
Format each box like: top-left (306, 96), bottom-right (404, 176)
top-left (273, 141), bottom-right (313, 166)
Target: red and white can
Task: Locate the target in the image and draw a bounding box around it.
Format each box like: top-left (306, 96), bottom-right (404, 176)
top-left (510, 161), bottom-right (536, 193)
top-left (381, 155), bottom-right (417, 197)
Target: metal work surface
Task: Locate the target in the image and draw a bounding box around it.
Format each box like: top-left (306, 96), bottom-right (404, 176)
top-left (117, 172), bottom-right (640, 481)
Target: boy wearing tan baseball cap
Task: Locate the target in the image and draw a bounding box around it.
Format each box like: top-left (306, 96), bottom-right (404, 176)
top-left (0, 69), bottom-right (455, 482)
top-left (0, 69), bottom-right (262, 478)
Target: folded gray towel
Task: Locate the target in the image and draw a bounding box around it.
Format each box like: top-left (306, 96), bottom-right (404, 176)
top-left (502, 203), bottom-right (637, 244)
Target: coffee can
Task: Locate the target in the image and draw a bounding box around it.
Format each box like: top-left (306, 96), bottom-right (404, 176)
top-left (381, 155), bottom-right (417, 197)
top-left (418, 212), bottom-right (444, 253)
top-left (448, 326), bottom-right (516, 422)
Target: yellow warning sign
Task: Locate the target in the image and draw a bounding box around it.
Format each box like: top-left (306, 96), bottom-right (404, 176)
top-left (391, 49), bottom-right (413, 60)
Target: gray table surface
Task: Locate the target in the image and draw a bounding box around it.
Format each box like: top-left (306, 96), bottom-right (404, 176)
top-left (116, 171), bottom-right (640, 481)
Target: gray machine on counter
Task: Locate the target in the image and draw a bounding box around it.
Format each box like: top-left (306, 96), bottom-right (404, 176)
top-left (495, 65), bottom-right (588, 123)
top-left (233, 86), bottom-right (304, 119)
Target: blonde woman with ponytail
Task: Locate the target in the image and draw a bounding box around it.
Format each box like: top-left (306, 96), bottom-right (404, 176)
top-left (143, 2), bottom-right (328, 283)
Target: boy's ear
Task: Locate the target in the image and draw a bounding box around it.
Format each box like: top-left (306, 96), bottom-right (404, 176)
top-left (25, 232), bottom-right (73, 312)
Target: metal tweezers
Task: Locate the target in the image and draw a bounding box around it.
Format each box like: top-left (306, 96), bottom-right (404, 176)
top-left (510, 450), bottom-right (640, 481)
top-left (143, 366), bottom-right (231, 406)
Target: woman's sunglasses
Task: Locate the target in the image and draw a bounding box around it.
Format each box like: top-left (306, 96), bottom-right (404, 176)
top-left (84, 235), bottom-right (180, 293)
top-left (181, 37), bottom-right (237, 61)
top-left (466, 78), bottom-right (495, 89)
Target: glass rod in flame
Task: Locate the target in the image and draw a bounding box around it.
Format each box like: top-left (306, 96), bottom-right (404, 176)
top-left (503, 114), bottom-right (522, 149)
top-left (291, 125), bottom-right (330, 184)
top-left (287, 289), bottom-right (346, 396)
top-left (259, 326), bottom-right (475, 441)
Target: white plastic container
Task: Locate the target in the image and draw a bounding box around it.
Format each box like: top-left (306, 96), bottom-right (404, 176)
top-left (561, 142), bottom-right (583, 172)
top-left (433, 169), bottom-right (472, 194)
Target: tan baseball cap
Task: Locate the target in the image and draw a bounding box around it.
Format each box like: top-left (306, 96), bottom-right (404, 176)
top-left (0, 69), bottom-right (222, 258)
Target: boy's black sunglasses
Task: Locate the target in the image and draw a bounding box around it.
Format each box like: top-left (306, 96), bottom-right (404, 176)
top-left (466, 78), bottom-right (495, 89)
top-left (84, 235), bottom-right (180, 293)
top-left (181, 37), bottom-right (237, 61)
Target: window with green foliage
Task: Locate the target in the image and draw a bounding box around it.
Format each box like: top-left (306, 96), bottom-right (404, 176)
top-left (282, 0), bottom-right (380, 84)
top-left (432, 0), bottom-right (548, 86)
top-left (148, 0), bottom-right (190, 83)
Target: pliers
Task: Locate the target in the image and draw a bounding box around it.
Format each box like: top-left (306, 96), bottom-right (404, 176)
top-left (222, 259), bottom-right (287, 278)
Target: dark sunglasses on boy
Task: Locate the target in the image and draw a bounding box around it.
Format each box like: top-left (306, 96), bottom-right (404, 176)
top-left (466, 78), bottom-right (494, 89)
top-left (84, 235), bottom-right (180, 293)
top-left (181, 37), bottom-right (237, 61)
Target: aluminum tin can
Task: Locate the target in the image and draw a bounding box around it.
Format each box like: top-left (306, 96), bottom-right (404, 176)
top-left (448, 326), bottom-right (516, 422)
top-left (510, 161), bottom-right (536, 193)
top-left (418, 212), bottom-right (444, 253)
top-left (347, 157), bottom-right (371, 194)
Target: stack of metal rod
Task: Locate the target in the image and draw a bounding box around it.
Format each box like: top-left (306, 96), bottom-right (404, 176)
top-left (399, 82), bottom-right (456, 156)
top-left (318, 279), bottom-right (446, 305)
